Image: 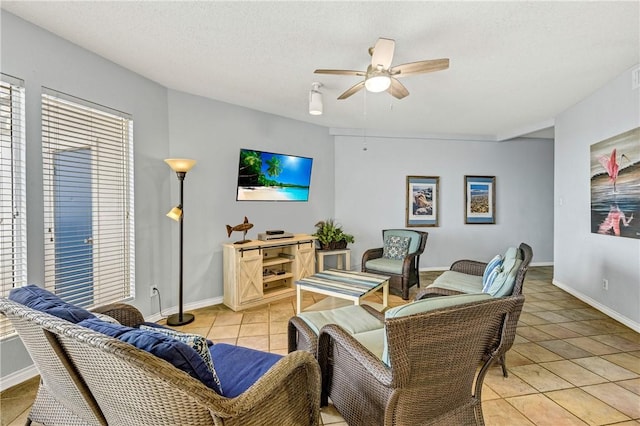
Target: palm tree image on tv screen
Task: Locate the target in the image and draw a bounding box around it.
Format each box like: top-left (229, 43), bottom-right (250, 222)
top-left (236, 149), bottom-right (313, 201)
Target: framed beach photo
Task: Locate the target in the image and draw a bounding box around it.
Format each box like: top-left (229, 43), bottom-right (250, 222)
top-left (406, 176), bottom-right (439, 227)
top-left (464, 175), bottom-right (495, 224)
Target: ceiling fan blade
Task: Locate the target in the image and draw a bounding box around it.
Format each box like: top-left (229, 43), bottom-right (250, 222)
top-left (370, 38), bottom-right (395, 70)
top-left (337, 81), bottom-right (366, 100)
top-left (391, 58), bottom-right (450, 77)
top-left (388, 78), bottom-right (409, 99)
top-left (314, 69), bottom-right (366, 76)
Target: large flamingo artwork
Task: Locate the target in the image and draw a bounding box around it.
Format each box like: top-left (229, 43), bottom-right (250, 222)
top-left (598, 148), bottom-right (629, 193)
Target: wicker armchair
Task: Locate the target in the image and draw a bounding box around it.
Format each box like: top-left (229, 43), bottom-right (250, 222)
top-left (0, 298), bottom-right (321, 426)
top-left (362, 229), bottom-right (429, 300)
top-left (317, 295), bottom-right (525, 426)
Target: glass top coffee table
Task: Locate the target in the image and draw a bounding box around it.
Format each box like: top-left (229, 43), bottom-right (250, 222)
top-left (295, 269), bottom-right (390, 314)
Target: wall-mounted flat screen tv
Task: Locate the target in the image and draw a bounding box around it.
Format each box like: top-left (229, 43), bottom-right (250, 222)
top-left (236, 148), bottom-right (313, 201)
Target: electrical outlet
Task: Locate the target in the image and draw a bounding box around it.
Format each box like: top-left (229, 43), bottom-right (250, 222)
top-left (602, 279), bottom-right (609, 291)
top-left (150, 285), bottom-right (159, 298)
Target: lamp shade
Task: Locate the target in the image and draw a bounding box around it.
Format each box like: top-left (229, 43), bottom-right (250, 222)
top-left (165, 158), bottom-right (196, 173)
top-left (166, 205), bottom-right (182, 221)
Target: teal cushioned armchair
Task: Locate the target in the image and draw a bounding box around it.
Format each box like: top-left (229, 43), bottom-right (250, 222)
top-left (362, 229), bottom-right (428, 300)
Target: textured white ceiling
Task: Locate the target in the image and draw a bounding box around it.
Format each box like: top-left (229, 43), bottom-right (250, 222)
top-left (2, 1), bottom-right (639, 139)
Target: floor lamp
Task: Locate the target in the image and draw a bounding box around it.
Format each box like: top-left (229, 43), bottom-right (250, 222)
top-left (165, 158), bottom-right (196, 326)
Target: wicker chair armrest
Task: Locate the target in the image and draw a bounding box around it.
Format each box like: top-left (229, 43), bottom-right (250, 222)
top-left (318, 324), bottom-right (392, 387)
top-left (361, 304), bottom-right (385, 321)
top-left (401, 252), bottom-right (419, 273)
top-left (491, 295), bottom-right (525, 358)
top-left (91, 303), bottom-right (145, 327)
top-left (449, 259), bottom-right (486, 276)
top-left (288, 316), bottom-right (319, 356)
top-left (210, 350), bottom-right (321, 419)
top-left (362, 247), bottom-right (384, 264)
top-left (414, 287), bottom-right (463, 301)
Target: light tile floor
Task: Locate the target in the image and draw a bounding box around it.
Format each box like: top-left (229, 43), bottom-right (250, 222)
top-left (2, 267), bottom-right (639, 425)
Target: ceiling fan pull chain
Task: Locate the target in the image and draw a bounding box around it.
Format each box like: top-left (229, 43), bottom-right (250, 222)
top-left (362, 90), bottom-right (368, 151)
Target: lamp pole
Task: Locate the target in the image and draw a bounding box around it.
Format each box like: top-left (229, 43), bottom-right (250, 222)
top-left (165, 159), bottom-right (196, 326)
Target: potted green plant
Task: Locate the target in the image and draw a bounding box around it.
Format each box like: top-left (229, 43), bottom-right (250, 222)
top-left (313, 219), bottom-right (355, 250)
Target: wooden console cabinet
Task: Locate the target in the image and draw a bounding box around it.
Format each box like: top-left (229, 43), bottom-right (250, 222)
top-left (222, 234), bottom-right (316, 311)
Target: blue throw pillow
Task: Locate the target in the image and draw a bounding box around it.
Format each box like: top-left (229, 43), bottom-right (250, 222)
top-left (482, 255), bottom-right (503, 292)
top-left (9, 285), bottom-right (96, 323)
top-left (77, 318), bottom-right (221, 393)
top-left (382, 235), bottom-right (411, 260)
top-left (210, 343), bottom-right (282, 398)
top-left (139, 325), bottom-right (222, 394)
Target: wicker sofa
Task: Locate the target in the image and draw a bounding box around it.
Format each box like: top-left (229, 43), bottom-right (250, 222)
top-left (415, 242), bottom-right (533, 299)
top-left (1, 296), bottom-right (321, 426)
top-left (415, 242), bottom-right (532, 377)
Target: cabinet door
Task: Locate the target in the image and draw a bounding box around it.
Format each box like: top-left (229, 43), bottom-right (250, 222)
top-left (294, 242), bottom-right (316, 280)
top-left (238, 250), bottom-right (263, 304)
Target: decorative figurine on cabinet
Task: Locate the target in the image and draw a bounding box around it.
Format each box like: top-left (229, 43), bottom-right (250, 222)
top-left (226, 216), bottom-right (254, 244)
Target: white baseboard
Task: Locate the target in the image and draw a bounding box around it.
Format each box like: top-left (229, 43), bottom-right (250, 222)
top-left (552, 279), bottom-right (640, 333)
top-left (0, 365), bottom-right (39, 392)
top-left (419, 266), bottom-right (448, 272)
top-left (145, 296), bottom-right (224, 323)
top-left (531, 261), bottom-right (554, 267)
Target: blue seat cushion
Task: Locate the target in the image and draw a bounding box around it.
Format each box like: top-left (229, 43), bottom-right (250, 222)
top-left (77, 318), bottom-right (221, 393)
top-left (365, 257), bottom-right (403, 275)
top-left (298, 304), bottom-right (383, 335)
top-left (210, 343), bottom-right (282, 398)
top-left (9, 285), bottom-right (96, 323)
top-left (429, 271), bottom-right (484, 294)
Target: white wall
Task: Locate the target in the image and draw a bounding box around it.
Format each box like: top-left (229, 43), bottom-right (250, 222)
top-left (334, 134), bottom-right (555, 269)
top-left (554, 65), bottom-right (640, 330)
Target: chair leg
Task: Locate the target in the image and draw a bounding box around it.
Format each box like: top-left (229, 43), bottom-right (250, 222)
top-left (500, 353), bottom-right (509, 378)
top-left (402, 279), bottom-right (410, 300)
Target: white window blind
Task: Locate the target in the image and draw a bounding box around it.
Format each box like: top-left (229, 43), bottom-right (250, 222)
top-left (42, 89), bottom-right (135, 308)
top-left (0, 75), bottom-right (26, 339)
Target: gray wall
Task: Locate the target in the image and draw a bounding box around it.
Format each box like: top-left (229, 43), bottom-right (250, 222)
top-left (166, 90), bottom-right (335, 303)
top-left (334, 135), bottom-right (555, 269)
top-left (554, 65), bottom-right (640, 328)
top-left (0, 11), bottom-right (335, 384)
top-left (1, 11), bottom-right (172, 379)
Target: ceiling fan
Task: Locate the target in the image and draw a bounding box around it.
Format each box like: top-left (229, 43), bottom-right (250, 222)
top-left (315, 37), bottom-right (449, 100)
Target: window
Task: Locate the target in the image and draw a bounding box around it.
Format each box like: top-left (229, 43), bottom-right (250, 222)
top-left (0, 75), bottom-right (26, 339)
top-left (42, 89), bottom-right (134, 308)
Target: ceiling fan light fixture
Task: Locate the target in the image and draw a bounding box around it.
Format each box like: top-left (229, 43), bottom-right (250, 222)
top-left (309, 82), bottom-right (323, 115)
top-left (365, 67), bottom-right (391, 93)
